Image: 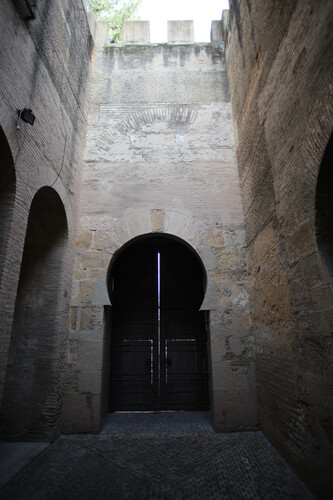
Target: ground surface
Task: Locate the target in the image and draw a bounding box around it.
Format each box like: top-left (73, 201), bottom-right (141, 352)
top-left (0, 412), bottom-right (314, 499)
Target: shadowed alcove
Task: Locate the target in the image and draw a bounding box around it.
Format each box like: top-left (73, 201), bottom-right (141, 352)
top-left (315, 132), bottom-right (333, 279)
top-left (1, 187), bottom-right (68, 441)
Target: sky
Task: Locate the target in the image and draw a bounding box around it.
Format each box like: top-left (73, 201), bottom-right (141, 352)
top-left (137, 0), bottom-right (230, 43)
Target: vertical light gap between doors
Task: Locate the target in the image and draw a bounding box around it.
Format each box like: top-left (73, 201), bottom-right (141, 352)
top-left (157, 251), bottom-right (161, 403)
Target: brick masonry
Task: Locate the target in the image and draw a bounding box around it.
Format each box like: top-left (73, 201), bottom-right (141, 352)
top-left (222, 0), bottom-right (333, 496)
top-left (0, 0), bottom-right (92, 440)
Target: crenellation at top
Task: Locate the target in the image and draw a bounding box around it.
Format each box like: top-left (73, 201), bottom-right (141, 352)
top-left (120, 20), bottom-right (225, 45)
top-left (123, 21), bottom-right (150, 44)
top-left (90, 18), bottom-right (226, 47)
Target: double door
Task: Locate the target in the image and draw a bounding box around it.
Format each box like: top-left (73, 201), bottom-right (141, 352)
top-left (109, 238), bottom-right (208, 411)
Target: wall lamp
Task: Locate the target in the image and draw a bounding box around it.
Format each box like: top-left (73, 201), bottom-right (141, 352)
top-left (17, 108), bottom-right (36, 129)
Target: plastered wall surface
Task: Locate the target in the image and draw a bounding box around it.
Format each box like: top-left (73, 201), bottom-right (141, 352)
top-left (0, 0), bottom-right (92, 440)
top-left (223, 0), bottom-right (333, 496)
top-left (64, 22), bottom-right (257, 434)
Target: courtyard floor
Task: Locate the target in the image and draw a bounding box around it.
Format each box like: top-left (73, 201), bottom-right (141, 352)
top-left (0, 412), bottom-right (314, 499)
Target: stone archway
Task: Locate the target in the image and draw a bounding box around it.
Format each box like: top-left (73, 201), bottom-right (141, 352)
top-left (1, 187), bottom-right (68, 441)
top-left (68, 210), bottom-right (256, 433)
top-left (108, 234), bottom-right (209, 412)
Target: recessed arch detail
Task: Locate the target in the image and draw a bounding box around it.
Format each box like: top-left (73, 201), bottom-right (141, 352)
top-left (90, 210), bottom-right (218, 311)
top-left (94, 104), bottom-right (198, 156)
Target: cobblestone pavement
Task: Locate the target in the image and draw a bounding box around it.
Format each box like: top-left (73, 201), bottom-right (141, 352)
top-left (0, 412), bottom-right (314, 500)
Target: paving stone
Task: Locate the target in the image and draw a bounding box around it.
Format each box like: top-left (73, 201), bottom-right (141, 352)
top-left (0, 412), bottom-right (314, 500)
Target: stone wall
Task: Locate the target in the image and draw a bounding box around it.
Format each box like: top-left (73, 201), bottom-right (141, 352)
top-left (223, 0), bottom-right (333, 496)
top-left (0, 0), bottom-right (92, 440)
top-left (63, 21), bottom-right (257, 433)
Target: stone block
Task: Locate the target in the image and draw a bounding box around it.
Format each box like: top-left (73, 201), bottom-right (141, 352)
top-left (71, 307), bottom-right (78, 330)
top-left (212, 360), bottom-right (256, 391)
top-left (215, 248), bottom-right (238, 271)
top-left (211, 21), bottom-right (223, 43)
top-left (204, 226), bottom-right (225, 247)
top-left (73, 280), bottom-right (95, 305)
top-left (76, 232), bottom-right (93, 250)
top-left (223, 228), bottom-right (245, 249)
top-left (92, 276), bottom-right (111, 306)
top-left (229, 335), bottom-right (246, 357)
top-left (80, 251), bottom-right (111, 271)
top-left (237, 310), bottom-right (252, 330)
top-left (95, 21), bottom-right (109, 47)
top-left (213, 390), bottom-right (258, 431)
top-left (60, 393), bottom-right (101, 433)
top-left (152, 209), bottom-right (165, 232)
top-left (78, 371), bottom-right (102, 394)
top-left (168, 21), bottom-right (194, 43)
top-left (197, 245), bottom-right (217, 270)
top-left (77, 341), bottom-right (103, 371)
top-left (87, 12), bottom-right (96, 42)
top-left (93, 231), bottom-right (113, 251)
top-left (210, 327), bottom-right (229, 362)
top-left (123, 21), bottom-right (150, 44)
top-left (80, 306), bottom-right (104, 331)
top-left (63, 370), bottom-right (79, 392)
top-left (200, 280), bottom-right (217, 310)
top-left (217, 282), bottom-right (248, 309)
top-left (221, 10), bottom-right (230, 40)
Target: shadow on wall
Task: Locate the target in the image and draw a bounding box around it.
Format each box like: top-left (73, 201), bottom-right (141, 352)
top-left (0, 126), bottom-right (16, 283)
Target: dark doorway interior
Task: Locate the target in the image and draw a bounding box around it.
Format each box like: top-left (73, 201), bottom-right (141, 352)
top-left (109, 236), bottom-right (209, 411)
top-left (315, 132), bottom-right (333, 278)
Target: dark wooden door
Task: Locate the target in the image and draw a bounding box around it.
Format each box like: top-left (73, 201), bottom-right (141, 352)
top-left (109, 237), bottom-right (208, 411)
top-left (159, 243), bottom-right (208, 410)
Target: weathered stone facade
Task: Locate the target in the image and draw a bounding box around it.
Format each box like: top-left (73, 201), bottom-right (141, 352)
top-left (222, 0), bottom-right (333, 496)
top-left (0, 0), bottom-right (92, 440)
top-left (63, 19), bottom-right (256, 435)
top-left (0, 1), bottom-right (332, 497)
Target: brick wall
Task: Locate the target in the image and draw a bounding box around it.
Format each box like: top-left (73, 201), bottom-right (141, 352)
top-left (223, 0), bottom-right (333, 495)
top-left (0, 0), bottom-right (92, 440)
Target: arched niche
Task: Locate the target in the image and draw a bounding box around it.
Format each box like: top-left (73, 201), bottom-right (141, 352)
top-left (1, 187), bottom-right (68, 441)
top-left (106, 233), bottom-right (209, 413)
top-left (0, 126), bottom-right (16, 283)
top-left (315, 132), bottom-right (333, 280)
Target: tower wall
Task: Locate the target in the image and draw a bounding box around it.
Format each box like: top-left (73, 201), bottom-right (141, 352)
top-left (63, 22), bottom-right (257, 434)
